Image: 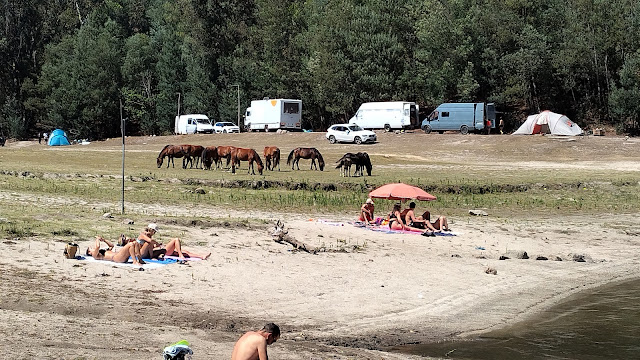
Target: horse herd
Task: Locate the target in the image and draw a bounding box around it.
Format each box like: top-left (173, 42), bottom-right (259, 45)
top-left (156, 144), bottom-right (372, 177)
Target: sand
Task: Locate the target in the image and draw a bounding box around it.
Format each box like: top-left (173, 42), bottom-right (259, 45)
top-left (2, 202), bottom-right (639, 359)
top-left (1, 133), bottom-right (639, 359)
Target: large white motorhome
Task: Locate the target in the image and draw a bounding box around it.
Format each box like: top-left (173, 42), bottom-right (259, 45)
top-left (174, 114), bottom-right (214, 134)
top-left (348, 102), bottom-right (420, 131)
top-left (244, 99), bottom-right (302, 132)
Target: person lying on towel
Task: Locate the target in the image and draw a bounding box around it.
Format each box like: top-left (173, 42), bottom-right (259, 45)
top-left (86, 236), bottom-right (145, 267)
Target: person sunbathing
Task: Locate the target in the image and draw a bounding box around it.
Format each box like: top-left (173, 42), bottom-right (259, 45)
top-left (359, 198), bottom-right (375, 224)
top-left (403, 202), bottom-right (439, 232)
top-left (137, 223), bottom-right (211, 260)
top-left (421, 210), bottom-right (451, 231)
top-left (388, 203), bottom-right (433, 236)
top-left (86, 235), bottom-right (145, 266)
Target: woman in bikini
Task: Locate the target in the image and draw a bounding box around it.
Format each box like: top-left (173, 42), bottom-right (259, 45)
top-left (86, 236), bottom-right (145, 267)
top-left (420, 210), bottom-right (451, 231)
top-left (388, 204), bottom-right (431, 235)
top-left (137, 223), bottom-right (211, 260)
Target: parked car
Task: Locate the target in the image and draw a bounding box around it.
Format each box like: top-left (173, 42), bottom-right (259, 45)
top-left (214, 122), bottom-right (240, 133)
top-left (326, 124), bottom-right (377, 144)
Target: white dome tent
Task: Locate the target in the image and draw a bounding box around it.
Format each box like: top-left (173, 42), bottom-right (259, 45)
top-left (513, 111), bottom-right (583, 136)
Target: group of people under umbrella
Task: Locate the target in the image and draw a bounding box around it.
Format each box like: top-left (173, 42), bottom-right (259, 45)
top-left (359, 183), bottom-right (450, 237)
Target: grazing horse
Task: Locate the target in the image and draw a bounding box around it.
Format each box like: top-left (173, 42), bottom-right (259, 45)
top-left (201, 146), bottom-right (218, 170)
top-left (336, 152), bottom-right (372, 176)
top-left (231, 147), bottom-right (264, 175)
top-left (263, 146), bottom-right (281, 171)
top-left (287, 147), bottom-right (325, 171)
top-left (157, 145), bottom-right (186, 168)
top-left (335, 154), bottom-right (354, 177)
top-left (215, 146), bottom-right (237, 169)
top-left (180, 144), bottom-right (204, 169)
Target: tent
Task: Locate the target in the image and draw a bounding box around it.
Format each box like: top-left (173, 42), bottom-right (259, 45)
top-left (47, 129), bottom-right (71, 146)
top-left (513, 111), bottom-right (583, 136)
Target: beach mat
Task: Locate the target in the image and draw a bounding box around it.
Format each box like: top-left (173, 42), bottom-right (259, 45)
top-left (77, 256), bottom-right (177, 270)
top-left (351, 222), bottom-right (459, 236)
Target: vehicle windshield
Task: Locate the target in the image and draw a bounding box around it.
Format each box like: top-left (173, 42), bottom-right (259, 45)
top-left (219, 122), bottom-right (236, 126)
top-left (196, 119), bottom-right (211, 124)
top-left (348, 125), bottom-right (363, 131)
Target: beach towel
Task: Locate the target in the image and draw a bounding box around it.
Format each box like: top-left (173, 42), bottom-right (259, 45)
top-left (79, 256), bottom-right (177, 269)
top-left (354, 223), bottom-right (459, 236)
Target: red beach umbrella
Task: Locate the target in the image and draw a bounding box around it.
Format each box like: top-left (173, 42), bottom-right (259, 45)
top-left (368, 183), bottom-right (437, 201)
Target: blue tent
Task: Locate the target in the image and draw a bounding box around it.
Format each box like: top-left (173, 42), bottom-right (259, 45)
top-left (48, 129), bottom-right (71, 146)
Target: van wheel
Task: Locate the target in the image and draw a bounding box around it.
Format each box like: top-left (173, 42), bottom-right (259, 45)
top-left (354, 136), bottom-right (362, 144)
top-left (329, 135), bottom-right (336, 144)
top-left (384, 124), bottom-right (391, 132)
top-left (423, 125), bottom-right (432, 134)
top-left (460, 125), bottom-right (469, 135)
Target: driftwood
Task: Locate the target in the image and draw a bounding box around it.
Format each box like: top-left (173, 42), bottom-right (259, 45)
top-left (271, 220), bottom-right (318, 254)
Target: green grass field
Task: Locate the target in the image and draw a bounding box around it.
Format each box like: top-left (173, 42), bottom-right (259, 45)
top-left (1, 132), bottom-right (638, 240)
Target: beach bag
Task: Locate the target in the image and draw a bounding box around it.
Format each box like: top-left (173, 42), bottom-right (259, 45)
top-left (163, 340), bottom-right (193, 360)
top-left (63, 243), bottom-right (79, 259)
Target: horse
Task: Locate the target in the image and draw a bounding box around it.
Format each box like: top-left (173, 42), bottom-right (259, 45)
top-left (287, 147), bottom-right (325, 171)
top-left (180, 144), bottom-right (204, 169)
top-left (335, 154), bottom-right (353, 177)
top-left (231, 147), bottom-right (264, 175)
top-left (263, 146), bottom-right (281, 171)
top-left (201, 146), bottom-right (218, 170)
top-left (157, 145), bottom-right (187, 168)
top-left (215, 146), bottom-right (237, 169)
top-left (336, 152), bottom-right (372, 176)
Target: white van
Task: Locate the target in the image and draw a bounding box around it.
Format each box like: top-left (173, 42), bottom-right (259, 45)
top-left (245, 99), bottom-right (302, 131)
top-left (174, 114), bottom-right (214, 134)
top-left (348, 102), bottom-right (420, 131)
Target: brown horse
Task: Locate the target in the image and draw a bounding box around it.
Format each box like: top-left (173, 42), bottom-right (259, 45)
top-left (157, 145), bottom-right (186, 168)
top-left (263, 146), bottom-right (281, 171)
top-left (287, 147), bottom-right (325, 171)
top-left (231, 147), bottom-right (264, 175)
top-left (201, 146), bottom-right (218, 170)
top-left (215, 146), bottom-right (237, 169)
top-left (180, 144), bottom-right (204, 169)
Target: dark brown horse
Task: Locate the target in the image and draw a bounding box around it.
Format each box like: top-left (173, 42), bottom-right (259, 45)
top-left (215, 146), bottom-right (237, 169)
top-left (287, 147), bottom-right (325, 171)
top-left (201, 146), bottom-right (218, 170)
top-left (336, 152), bottom-right (372, 176)
top-left (231, 147), bottom-right (264, 175)
top-left (157, 145), bottom-right (186, 168)
top-left (180, 144), bottom-right (204, 169)
top-left (263, 146), bottom-right (281, 171)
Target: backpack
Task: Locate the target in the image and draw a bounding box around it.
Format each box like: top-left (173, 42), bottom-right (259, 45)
top-left (63, 243), bottom-right (79, 259)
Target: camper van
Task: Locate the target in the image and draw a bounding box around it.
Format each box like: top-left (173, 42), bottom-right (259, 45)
top-left (174, 114), bottom-right (214, 134)
top-left (244, 99), bottom-right (302, 132)
top-left (421, 103), bottom-right (496, 134)
top-left (348, 102), bottom-right (420, 131)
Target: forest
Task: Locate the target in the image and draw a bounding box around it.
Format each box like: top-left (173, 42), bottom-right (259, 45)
top-left (1, 0), bottom-right (639, 140)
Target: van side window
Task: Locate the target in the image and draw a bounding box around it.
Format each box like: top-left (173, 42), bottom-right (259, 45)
top-left (442, 112), bottom-right (450, 117)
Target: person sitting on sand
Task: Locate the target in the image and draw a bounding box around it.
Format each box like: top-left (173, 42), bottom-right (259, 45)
top-left (388, 203), bottom-right (433, 236)
top-left (86, 235), bottom-right (145, 266)
top-left (421, 210), bottom-right (451, 231)
top-left (231, 323), bottom-right (280, 360)
top-left (403, 202), bottom-right (439, 232)
top-left (359, 198), bottom-right (375, 223)
top-left (137, 223), bottom-right (211, 260)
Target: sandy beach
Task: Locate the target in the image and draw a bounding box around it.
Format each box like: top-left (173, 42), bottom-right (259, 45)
top-left (1, 133), bottom-right (639, 359)
top-left (2, 200), bottom-right (639, 359)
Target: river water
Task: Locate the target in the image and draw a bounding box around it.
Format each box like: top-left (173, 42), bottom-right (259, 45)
top-left (390, 278), bottom-right (640, 359)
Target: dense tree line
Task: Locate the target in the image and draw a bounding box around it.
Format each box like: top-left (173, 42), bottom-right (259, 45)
top-left (1, 0), bottom-right (639, 140)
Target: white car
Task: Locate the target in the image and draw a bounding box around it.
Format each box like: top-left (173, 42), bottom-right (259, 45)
top-left (326, 124), bottom-right (377, 144)
top-left (214, 122), bottom-right (240, 133)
